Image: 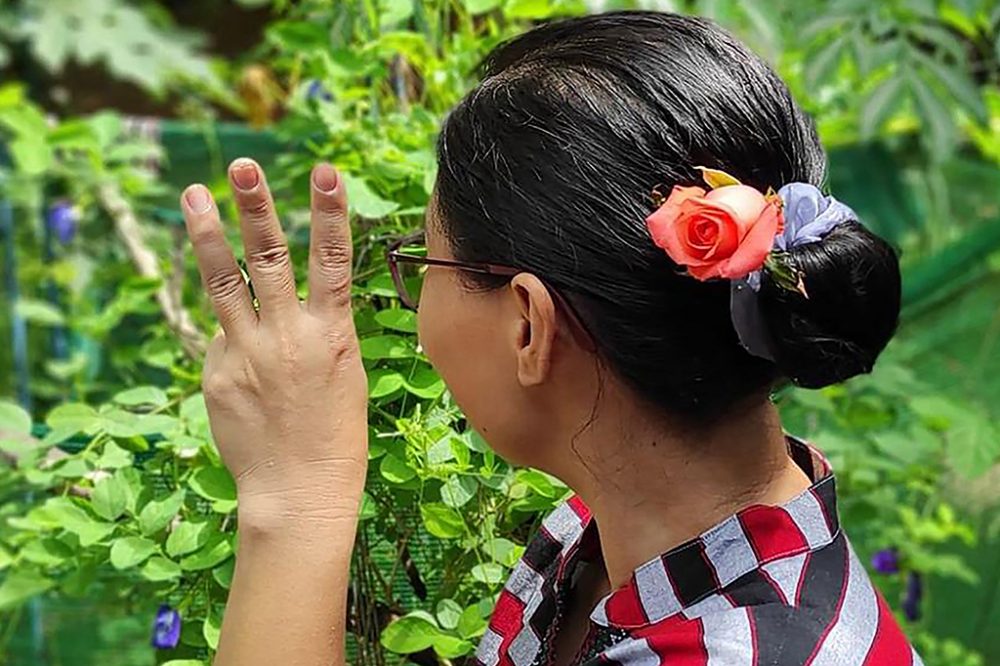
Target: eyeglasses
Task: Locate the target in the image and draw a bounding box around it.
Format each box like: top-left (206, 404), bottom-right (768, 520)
top-left (385, 229), bottom-right (597, 353)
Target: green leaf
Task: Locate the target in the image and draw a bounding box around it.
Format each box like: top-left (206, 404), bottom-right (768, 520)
top-left (138, 489), bottom-right (186, 536)
top-left (95, 441), bottom-right (134, 469)
top-left (441, 475), bottom-right (477, 508)
top-left (471, 562), bottom-right (506, 584)
top-left (380, 612), bottom-right (440, 653)
top-left (436, 599), bottom-right (463, 630)
top-left (403, 366), bottom-right (445, 399)
top-left (913, 51), bottom-right (988, 124)
top-left (340, 173), bottom-right (399, 219)
top-left (482, 537), bottom-right (522, 567)
top-left (39, 497), bottom-right (115, 546)
top-left (14, 298), bottom-right (64, 326)
top-left (113, 386), bottom-right (168, 409)
top-left (948, 418), bottom-right (1000, 478)
top-left (909, 70), bottom-right (957, 157)
top-left (420, 503), bottom-right (466, 539)
top-left (109, 536), bottom-right (159, 570)
top-left (180, 534), bottom-right (233, 571)
top-left (212, 558), bottom-right (235, 589)
top-left (464, 0), bottom-right (501, 14)
top-left (358, 491), bottom-right (378, 521)
top-left (805, 34), bottom-right (847, 88)
top-left (141, 556), bottom-right (182, 582)
top-left (0, 570), bottom-right (53, 611)
top-left (9, 136), bottom-right (52, 175)
top-left (380, 453), bottom-right (416, 484)
top-left (368, 369), bottom-right (406, 399)
top-left (44, 403), bottom-right (100, 443)
top-left (504, 0), bottom-right (552, 19)
top-left (203, 608), bottom-right (222, 650)
top-left (860, 76), bottom-right (904, 138)
top-left (360, 335), bottom-right (416, 360)
top-left (695, 166), bottom-right (741, 188)
top-left (91, 474), bottom-right (129, 521)
top-left (19, 538), bottom-right (73, 566)
top-left (188, 466), bottom-right (237, 502)
top-left (457, 603), bottom-right (489, 640)
top-left (166, 520), bottom-right (210, 558)
top-left (374, 308), bottom-right (418, 333)
top-left (432, 634), bottom-right (474, 659)
top-left (0, 401), bottom-right (32, 435)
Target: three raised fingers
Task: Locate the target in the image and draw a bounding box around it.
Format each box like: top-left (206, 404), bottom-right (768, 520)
top-left (307, 163), bottom-right (354, 317)
top-left (180, 184), bottom-right (256, 337)
top-left (228, 158), bottom-right (299, 318)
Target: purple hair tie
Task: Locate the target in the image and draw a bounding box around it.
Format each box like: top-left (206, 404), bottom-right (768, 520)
top-left (730, 183), bottom-right (859, 364)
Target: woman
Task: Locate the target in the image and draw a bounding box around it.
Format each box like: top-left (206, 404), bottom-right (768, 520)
top-left (178, 10), bottom-right (919, 666)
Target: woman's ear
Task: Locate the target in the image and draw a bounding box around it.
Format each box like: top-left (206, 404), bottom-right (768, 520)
top-left (508, 273), bottom-right (557, 387)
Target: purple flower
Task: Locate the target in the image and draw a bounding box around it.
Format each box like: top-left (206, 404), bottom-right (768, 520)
top-left (306, 79), bottom-right (333, 102)
top-left (870, 548), bottom-right (900, 574)
top-left (47, 201), bottom-right (78, 245)
top-left (902, 572), bottom-right (923, 622)
top-left (151, 604), bottom-right (182, 649)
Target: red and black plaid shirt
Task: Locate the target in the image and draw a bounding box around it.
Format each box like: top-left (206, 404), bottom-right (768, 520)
top-left (473, 433), bottom-right (922, 666)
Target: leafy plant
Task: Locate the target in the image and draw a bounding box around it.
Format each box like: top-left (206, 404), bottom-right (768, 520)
top-left (1, 1), bottom-right (999, 665)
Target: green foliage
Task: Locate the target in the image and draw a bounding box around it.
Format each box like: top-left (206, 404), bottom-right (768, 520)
top-left (1, 0), bottom-right (999, 664)
top-left (0, 0), bottom-right (219, 94)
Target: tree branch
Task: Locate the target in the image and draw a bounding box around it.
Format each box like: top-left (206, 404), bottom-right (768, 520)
top-left (97, 181), bottom-right (207, 359)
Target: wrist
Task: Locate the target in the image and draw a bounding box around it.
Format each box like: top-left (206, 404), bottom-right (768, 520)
top-left (235, 462), bottom-right (368, 535)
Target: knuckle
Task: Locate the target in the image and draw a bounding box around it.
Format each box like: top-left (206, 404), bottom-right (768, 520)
top-left (248, 244), bottom-right (291, 272)
top-left (241, 196), bottom-right (271, 221)
top-left (189, 224), bottom-right (220, 246)
top-left (205, 269), bottom-right (246, 301)
top-left (202, 371), bottom-right (232, 399)
top-left (315, 240), bottom-right (351, 272)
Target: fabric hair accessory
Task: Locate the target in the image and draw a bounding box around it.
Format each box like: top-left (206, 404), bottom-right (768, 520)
top-left (645, 167), bottom-right (859, 363)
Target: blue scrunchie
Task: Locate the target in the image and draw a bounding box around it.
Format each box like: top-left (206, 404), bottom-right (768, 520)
top-left (730, 183), bottom-right (860, 364)
top-left (774, 182), bottom-right (858, 251)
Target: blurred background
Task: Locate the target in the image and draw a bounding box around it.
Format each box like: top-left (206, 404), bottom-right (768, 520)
top-left (0, 1), bottom-right (998, 664)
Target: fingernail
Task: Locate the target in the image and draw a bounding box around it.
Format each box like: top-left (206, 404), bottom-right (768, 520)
top-left (312, 163), bottom-right (338, 193)
top-left (231, 159), bottom-right (259, 191)
top-left (184, 185), bottom-right (212, 213)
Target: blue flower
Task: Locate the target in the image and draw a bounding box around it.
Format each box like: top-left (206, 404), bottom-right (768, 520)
top-left (151, 604), bottom-right (182, 649)
top-left (870, 547), bottom-right (900, 574)
top-left (306, 79), bottom-right (333, 102)
top-left (902, 572), bottom-right (923, 622)
top-left (47, 201), bottom-right (78, 245)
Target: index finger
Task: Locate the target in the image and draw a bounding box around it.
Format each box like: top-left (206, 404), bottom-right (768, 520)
top-left (306, 162), bottom-right (354, 316)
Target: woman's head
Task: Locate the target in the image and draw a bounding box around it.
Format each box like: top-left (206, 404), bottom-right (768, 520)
top-left (416, 11), bottom-right (900, 465)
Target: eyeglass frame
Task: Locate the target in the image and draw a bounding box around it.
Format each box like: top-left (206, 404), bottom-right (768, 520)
top-left (385, 229), bottom-right (597, 353)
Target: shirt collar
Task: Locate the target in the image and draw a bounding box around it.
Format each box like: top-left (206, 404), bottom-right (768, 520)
top-left (556, 432), bottom-right (839, 630)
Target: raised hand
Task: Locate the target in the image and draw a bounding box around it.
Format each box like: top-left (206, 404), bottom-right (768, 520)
top-left (179, 158), bottom-right (369, 526)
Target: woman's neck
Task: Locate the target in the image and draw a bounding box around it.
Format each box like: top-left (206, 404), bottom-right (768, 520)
top-left (546, 393), bottom-right (812, 594)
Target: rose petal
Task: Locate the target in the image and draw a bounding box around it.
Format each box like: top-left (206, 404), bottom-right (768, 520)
top-left (704, 185), bottom-right (768, 230)
top-left (687, 261), bottom-right (725, 280)
top-left (646, 189), bottom-right (708, 266)
top-left (654, 185), bottom-right (708, 230)
top-left (716, 201), bottom-right (783, 279)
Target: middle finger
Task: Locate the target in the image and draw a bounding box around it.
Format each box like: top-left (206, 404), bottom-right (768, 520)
top-left (228, 157), bottom-right (299, 319)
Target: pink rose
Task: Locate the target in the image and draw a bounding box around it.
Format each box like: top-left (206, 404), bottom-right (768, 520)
top-left (646, 184), bottom-right (784, 281)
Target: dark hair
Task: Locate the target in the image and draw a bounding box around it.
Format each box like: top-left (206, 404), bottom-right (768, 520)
top-left (432, 10), bottom-right (901, 423)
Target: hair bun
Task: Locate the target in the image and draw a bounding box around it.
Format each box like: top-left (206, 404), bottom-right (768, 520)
top-left (758, 220), bottom-right (901, 388)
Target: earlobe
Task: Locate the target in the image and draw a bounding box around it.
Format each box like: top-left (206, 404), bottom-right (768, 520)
top-left (510, 273), bottom-right (557, 387)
